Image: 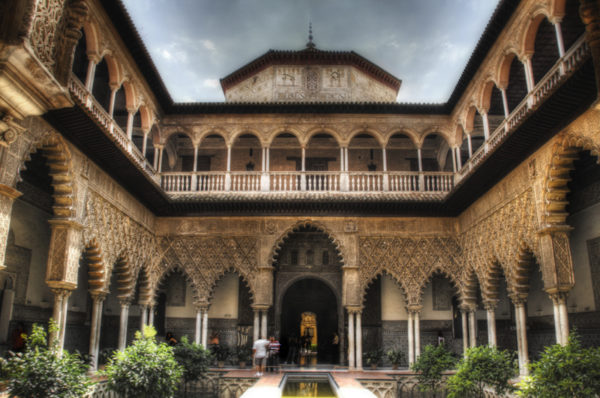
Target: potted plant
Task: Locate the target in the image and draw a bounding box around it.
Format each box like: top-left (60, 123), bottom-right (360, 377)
top-left (102, 325), bottom-right (183, 398)
top-left (235, 345), bottom-right (252, 368)
top-left (386, 347), bottom-right (405, 370)
top-left (364, 349), bottom-right (383, 369)
top-left (211, 344), bottom-right (231, 368)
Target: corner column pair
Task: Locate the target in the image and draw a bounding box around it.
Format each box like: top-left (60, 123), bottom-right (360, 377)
top-left (407, 305), bottom-right (422, 365)
top-left (253, 305), bottom-right (269, 340)
top-left (346, 306), bottom-right (362, 370)
top-left (194, 305), bottom-right (209, 347)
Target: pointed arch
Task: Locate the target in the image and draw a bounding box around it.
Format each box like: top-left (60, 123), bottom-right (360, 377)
top-left (85, 239), bottom-right (106, 296)
top-left (414, 268), bottom-right (463, 307)
top-left (19, 131), bottom-right (75, 219)
top-left (270, 220), bottom-right (345, 266)
top-left (153, 265), bottom-right (201, 306)
top-left (205, 268), bottom-right (255, 307)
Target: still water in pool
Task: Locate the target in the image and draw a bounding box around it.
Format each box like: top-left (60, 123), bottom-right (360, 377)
top-left (282, 380), bottom-right (336, 397)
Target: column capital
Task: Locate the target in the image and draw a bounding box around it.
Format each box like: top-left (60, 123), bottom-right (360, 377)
top-left (483, 300), bottom-right (498, 311)
top-left (459, 303), bottom-right (477, 313)
top-left (346, 305), bottom-right (363, 314)
top-left (547, 290), bottom-right (569, 304)
top-left (509, 293), bottom-right (527, 306)
top-left (47, 218), bottom-right (84, 231)
top-left (90, 291), bottom-right (108, 302)
top-left (50, 286), bottom-right (74, 297)
top-left (118, 298), bottom-right (132, 307)
top-left (109, 82), bottom-right (121, 92)
top-left (0, 184), bottom-right (22, 200)
top-left (537, 224), bottom-right (573, 236)
top-left (406, 305), bottom-right (423, 314)
top-left (251, 304), bottom-right (270, 312)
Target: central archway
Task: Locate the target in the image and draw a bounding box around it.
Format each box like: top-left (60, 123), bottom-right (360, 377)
top-left (280, 278), bottom-right (338, 364)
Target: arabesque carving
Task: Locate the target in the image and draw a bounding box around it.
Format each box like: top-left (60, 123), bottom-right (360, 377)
top-left (152, 236), bottom-right (258, 304)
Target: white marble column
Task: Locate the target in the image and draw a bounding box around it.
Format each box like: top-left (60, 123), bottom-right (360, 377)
top-left (455, 147), bottom-right (462, 169)
top-left (125, 110), bottom-right (135, 141)
top-left (407, 311), bottom-right (414, 364)
top-left (158, 147), bottom-right (164, 172)
top-left (108, 84), bottom-right (119, 118)
top-left (0, 185), bottom-right (21, 272)
top-left (202, 309), bottom-right (208, 347)
top-left (88, 293), bottom-right (106, 370)
top-left (485, 302), bottom-right (497, 347)
top-left (469, 309), bottom-right (477, 347)
top-left (355, 311), bottom-right (363, 369)
top-left (481, 111), bottom-right (490, 141)
top-left (195, 309), bottom-right (202, 344)
top-left (139, 304), bottom-right (148, 332)
top-left (467, 134), bottom-right (473, 157)
top-left (461, 310), bottom-right (469, 354)
top-left (348, 309), bottom-right (355, 369)
top-left (523, 57), bottom-right (535, 92)
top-left (553, 20), bottom-right (566, 58)
top-left (550, 292), bottom-right (570, 345)
top-left (253, 309), bottom-right (260, 342)
top-left (513, 299), bottom-right (529, 376)
top-left (50, 288), bottom-right (72, 350)
top-left (451, 148), bottom-right (457, 172)
top-left (382, 148), bottom-right (387, 172)
top-left (148, 305), bottom-right (154, 327)
top-left (118, 302), bottom-right (130, 351)
top-left (500, 87), bottom-right (510, 117)
top-left (414, 310), bottom-right (421, 358)
top-left (417, 148), bottom-right (423, 172)
top-left (261, 310), bottom-right (268, 339)
top-left (84, 57), bottom-right (98, 91)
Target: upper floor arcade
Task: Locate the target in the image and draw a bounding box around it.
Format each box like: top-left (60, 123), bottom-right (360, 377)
top-left (2, 0), bottom-right (596, 215)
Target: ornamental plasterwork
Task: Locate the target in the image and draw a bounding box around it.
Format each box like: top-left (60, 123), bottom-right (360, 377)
top-left (358, 236), bottom-right (466, 306)
top-left (28, 0), bottom-right (65, 70)
top-left (151, 236), bottom-right (259, 304)
top-left (459, 189), bottom-right (539, 300)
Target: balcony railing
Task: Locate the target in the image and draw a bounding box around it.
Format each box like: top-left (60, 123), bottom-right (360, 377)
top-left (457, 35), bottom-right (590, 181)
top-left (160, 170), bottom-right (455, 195)
top-left (68, 75), bottom-right (159, 183)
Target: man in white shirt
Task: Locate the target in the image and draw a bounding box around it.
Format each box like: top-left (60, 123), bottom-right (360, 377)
top-left (252, 337), bottom-right (269, 376)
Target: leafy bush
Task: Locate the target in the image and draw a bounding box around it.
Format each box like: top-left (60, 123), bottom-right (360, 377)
top-left (173, 336), bottom-right (212, 397)
top-left (2, 322), bottom-right (91, 398)
top-left (210, 344), bottom-right (231, 363)
top-left (235, 345), bottom-right (252, 363)
top-left (411, 344), bottom-right (456, 396)
top-left (447, 345), bottom-right (517, 398)
top-left (364, 349), bottom-right (384, 367)
top-left (386, 347), bottom-right (405, 366)
top-left (518, 332), bottom-right (600, 397)
top-left (102, 325), bottom-right (183, 398)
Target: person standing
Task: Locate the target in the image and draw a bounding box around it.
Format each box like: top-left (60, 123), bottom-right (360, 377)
top-left (267, 335), bottom-right (281, 372)
top-left (252, 337), bottom-right (269, 376)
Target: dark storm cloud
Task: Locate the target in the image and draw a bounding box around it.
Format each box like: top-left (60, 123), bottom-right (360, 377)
top-left (123, 0), bottom-right (498, 102)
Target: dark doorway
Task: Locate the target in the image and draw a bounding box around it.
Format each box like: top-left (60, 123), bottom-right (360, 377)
top-left (281, 278), bottom-right (338, 363)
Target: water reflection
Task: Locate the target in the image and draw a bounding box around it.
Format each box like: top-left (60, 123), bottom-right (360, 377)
top-left (282, 380), bottom-right (336, 397)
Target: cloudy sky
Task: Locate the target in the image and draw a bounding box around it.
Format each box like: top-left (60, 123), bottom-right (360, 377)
top-left (122, 0), bottom-right (499, 103)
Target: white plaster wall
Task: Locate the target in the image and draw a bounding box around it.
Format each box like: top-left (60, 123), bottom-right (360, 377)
top-left (421, 282), bottom-right (453, 320)
top-left (566, 201), bottom-right (600, 312)
top-left (8, 200), bottom-right (52, 307)
top-left (208, 273), bottom-right (239, 319)
top-left (165, 281), bottom-right (196, 318)
top-left (381, 275), bottom-right (407, 320)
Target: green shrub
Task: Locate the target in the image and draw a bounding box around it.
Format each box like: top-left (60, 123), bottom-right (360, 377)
top-left (2, 322), bottom-right (91, 398)
top-left (173, 336), bottom-right (212, 397)
top-left (447, 345), bottom-right (517, 398)
top-left (235, 345), bottom-right (252, 363)
top-left (210, 344), bottom-right (232, 363)
top-left (364, 349), bottom-right (384, 367)
top-left (411, 344), bottom-right (456, 396)
top-left (102, 325), bottom-right (183, 398)
top-left (518, 332), bottom-right (600, 398)
top-left (386, 347), bottom-right (405, 366)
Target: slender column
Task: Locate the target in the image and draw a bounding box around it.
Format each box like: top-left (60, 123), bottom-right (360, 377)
top-left (195, 309), bottom-right (202, 344)
top-left (202, 310), bottom-right (208, 347)
top-left (340, 147), bottom-right (345, 171)
top-left (226, 145), bottom-right (232, 172)
top-left (550, 292), bottom-right (570, 345)
top-left (414, 310), bottom-right (421, 358)
top-left (467, 134), bottom-right (473, 157)
top-left (484, 302), bottom-right (497, 347)
top-left (407, 311), bottom-right (414, 364)
top-left (461, 310), bottom-right (469, 354)
top-left (500, 88), bottom-right (510, 117)
top-left (513, 298), bottom-right (529, 376)
top-left (0, 185), bottom-right (22, 271)
top-left (118, 302), bottom-right (130, 351)
top-left (148, 305), bottom-right (154, 327)
top-left (84, 57), bottom-right (98, 91)
top-left (88, 293), bottom-right (106, 370)
top-left (382, 148), bottom-right (388, 172)
top-left (193, 146), bottom-right (198, 172)
top-left (301, 147), bottom-right (306, 171)
top-left (153, 147), bottom-right (160, 170)
top-left (468, 309), bottom-right (477, 348)
top-left (347, 310), bottom-right (355, 369)
top-left (301, 147), bottom-right (307, 191)
top-left (125, 110), bottom-right (135, 141)
top-left (344, 147), bottom-right (349, 172)
top-left (417, 148), bottom-right (423, 172)
top-left (523, 57), bottom-right (535, 92)
top-left (253, 309), bottom-right (260, 342)
top-left (142, 131), bottom-right (149, 158)
top-left (451, 147), bottom-right (457, 172)
top-left (261, 310), bottom-right (268, 339)
top-left (355, 311), bottom-right (362, 369)
top-left (481, 111), bottom-right (490, 140)
top-left (266, 148), bottom-right (270, 172)
top-left (158, 147), bottom-right (164, 172)
top-left (553, 20), bottom-right (565, 58)
top-left (108, 84), bottom-right (119, 118)
top-left (50, 288), bottom-right (72, 350)
top-left (455, 147), bottom-right (462, 170)
top-left (139, 304), bottom-right (148, 331)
